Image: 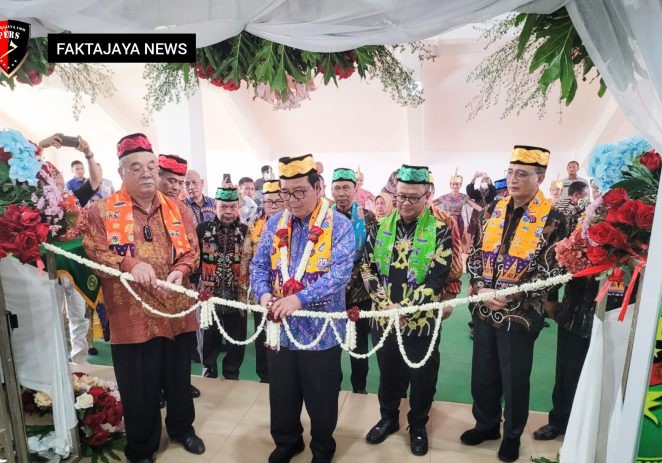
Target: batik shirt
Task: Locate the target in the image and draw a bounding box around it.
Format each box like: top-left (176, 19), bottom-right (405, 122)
top-left (196, 218), bottom-right (252, 313)
top-left (362, 210), bottom-right (453, 336)
top-left (184, 195), bottom-right (216, 225)
top-left (468, 198), bottom-right (566, 333)
top-left (250, 210), bottom-right (354, 350)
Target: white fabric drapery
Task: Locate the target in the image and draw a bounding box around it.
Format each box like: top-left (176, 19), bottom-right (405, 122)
top-left (3, 0), bottom-right (568, 51)
top-left (559, 308), bottom-right (634, 463)
top-left (0, 257), bottom-right (77, 459)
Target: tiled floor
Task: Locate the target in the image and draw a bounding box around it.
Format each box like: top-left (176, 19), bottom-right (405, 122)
top-left (78, 365), bottom-right (562, 462)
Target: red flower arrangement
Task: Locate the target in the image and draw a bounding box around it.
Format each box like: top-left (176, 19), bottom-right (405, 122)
top-left (23, 373), bottom-right (126, 460)
top-left (578, 141), bottom-right (659, 319)
top-left (71, 372), bottom-right (126, 459)
top-left (0, 129), bottom-right (85, 267)
top-left (0, 204), bottom-right (50, 263)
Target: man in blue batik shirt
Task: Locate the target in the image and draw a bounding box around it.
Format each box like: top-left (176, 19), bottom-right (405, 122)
top-left (250, 154), bottom-right (354, 463)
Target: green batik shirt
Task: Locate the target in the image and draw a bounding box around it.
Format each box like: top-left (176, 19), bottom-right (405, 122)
top-left (362, 211), bottom-right (453, 336)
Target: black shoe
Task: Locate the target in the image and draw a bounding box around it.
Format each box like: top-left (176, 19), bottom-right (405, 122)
top-left (259, 378), bottom-right (270, 384)
top-left (543, 321), bottom-right (550, 328)
top-left (190, 385), bottom-right (201, 398)
top-left (159, 391), bottom-right (165, 409)
top-left (203, 367), bottom-right (218, 378)
top-left (88, 347), bottom-right (98, 356)
top-left (129, 458), bottom-right (154, 463)
top-left (533, 423), bottom-right (563, 440)
top-left (223, 375), bottom-right (239, 381)
top-left (498, 437), bottom-right (520, 462)
top-left (353, 389), bottom-right (368, 394)
top-left (460, 427), bottom-right (501, 446)
top-left (408, 425), bottom-right (428, 456)
top-left (469, 328), bottom-right (474, 340)
top-left (268, 440), bottom-right (305, 463)
top-left (173, 433), bottom-right (205, 455)
top-left (366, 418), bottom-right (400, 444)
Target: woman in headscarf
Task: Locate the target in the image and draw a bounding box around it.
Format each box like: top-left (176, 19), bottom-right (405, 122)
top-left (373, 192), bottom-right (394, 220)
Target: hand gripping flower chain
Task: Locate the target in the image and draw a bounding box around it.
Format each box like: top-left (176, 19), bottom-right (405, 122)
top-left (265, 198), bottom-right (332, 349)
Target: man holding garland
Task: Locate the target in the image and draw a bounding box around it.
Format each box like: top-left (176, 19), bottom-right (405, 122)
top-left (196, 186), bottom-right (252, 379)
top-left (461, 146), bottom-right (566, 462)
top-left (250, 154), bottom-right (354, 463)
top-left (83, 133), bottom-right (204, 463)
top-left (248, 179), bottom-right (285, 383)
top-left (362, 165), bottom-right (454, 457)
top-left (330, 168), bottom-right (377, 394)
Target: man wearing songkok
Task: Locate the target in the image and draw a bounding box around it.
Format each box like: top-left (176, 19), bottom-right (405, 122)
top-left (331, 168), bottom-right (377, 394)
top-left (158, 154), bottom-right (188, 199)
top-left (461, 145), bottom-right (566, 463)
top-left (197, 186), bottom-right (252, 379)
top-left (250, 154), bottom-right (354, 463)
top-left (248, 179), bottom-right (285, 383)
top-left (363, 165), bottom-right (454, 457)
top-left (83, 133), bottom-right (205, 463)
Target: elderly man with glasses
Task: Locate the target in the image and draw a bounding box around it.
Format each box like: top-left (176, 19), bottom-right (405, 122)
top-left (362, 165), bottom-right (454, 457)
top-left (461, 146), bottom-right (566, 462)
top-left (83, 133), bottom-right (204, 463)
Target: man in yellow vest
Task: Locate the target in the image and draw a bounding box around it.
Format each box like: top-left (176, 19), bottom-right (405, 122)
top-left (460, 146), bottom-right (566, 462)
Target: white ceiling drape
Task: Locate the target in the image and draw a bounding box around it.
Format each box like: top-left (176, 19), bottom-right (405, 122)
top-left (3, 0), bottom-right (568, 51)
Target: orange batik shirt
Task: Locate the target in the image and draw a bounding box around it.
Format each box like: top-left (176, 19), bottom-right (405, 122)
top-left (83, 195), bottom-right (200, 344)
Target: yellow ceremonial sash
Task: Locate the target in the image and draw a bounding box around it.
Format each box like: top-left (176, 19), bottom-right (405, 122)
top-left (269, 201), bottom-right (333, 297)
top-left (481, 190), bottom-right (552, 288)
top-left (251, 216), bottom-right (267, 255)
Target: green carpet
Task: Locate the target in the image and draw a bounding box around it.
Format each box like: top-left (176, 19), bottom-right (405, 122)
top-left (89, 276), bottom-right (558, 412)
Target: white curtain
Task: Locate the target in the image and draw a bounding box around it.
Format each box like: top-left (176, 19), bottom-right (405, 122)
top-left (3, 0), bottom-right (567, 51)
top-left (559, 308), bottom-right (634, 463)
top-left (0, 257), bottom-right (77, 458)
top-left (566, 0), bottom-right (662, 152)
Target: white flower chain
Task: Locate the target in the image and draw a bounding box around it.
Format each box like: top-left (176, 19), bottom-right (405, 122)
top-left (43, 242), bottom-right (575, 367)
top-left (277, 198), bottom-right (330, 283)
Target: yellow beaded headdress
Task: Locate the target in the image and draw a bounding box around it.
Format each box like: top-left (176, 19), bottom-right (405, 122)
top-left (279, 154), bottom-right (317, 179)
top-left (262, 179), bottom-right (281, 194)
top-left (510, 145), bottom-right (550, 169)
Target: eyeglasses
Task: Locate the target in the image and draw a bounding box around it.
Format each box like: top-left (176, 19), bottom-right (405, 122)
top-left (394, 194), bottom-right (425, 204)
top-left (280, 189), bottom-right (311, 201)
top-left (264, 199), bottom-right (284, 207)
top-left (125, 164), bottom-right (158, 175)
top-left (504, 169), bottom-right (537, 179)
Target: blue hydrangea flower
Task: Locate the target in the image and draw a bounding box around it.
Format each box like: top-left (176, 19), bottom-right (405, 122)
top-left (8, 154), bottom-right (42, 186)
top-left (0, 129), bottom-right (36, 160)
top-left (587, 136), bottom-right (652, 191)
top-left (0, 129), bottom-right (41, 186)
